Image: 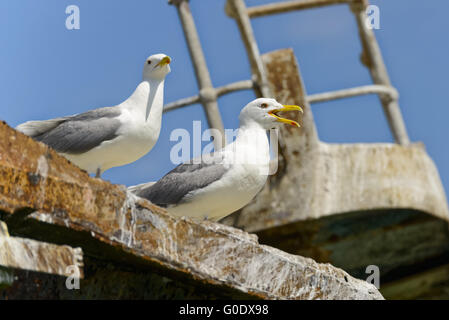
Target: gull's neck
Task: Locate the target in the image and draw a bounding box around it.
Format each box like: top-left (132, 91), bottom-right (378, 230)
top-left (236, 120), bottom-right (267, 137)
top-left (226, 120), bottom-right (270, 168)
top-left (125, 78), bottom-right (165, 123)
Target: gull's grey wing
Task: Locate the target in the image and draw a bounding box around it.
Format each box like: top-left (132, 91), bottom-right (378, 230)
top-left (17, 107), bottom-right (121, 154)
top-left (134, 158), bottom-right (228, 207)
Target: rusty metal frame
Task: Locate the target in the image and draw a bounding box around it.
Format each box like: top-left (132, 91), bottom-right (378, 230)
top-left (167, 0), bottom-right (410, 145)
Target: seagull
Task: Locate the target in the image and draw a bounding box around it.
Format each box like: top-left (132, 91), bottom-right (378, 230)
top-left (130, 98), bottom-right (303, 222)
top-left (16, 53), bottom-right (171, 177)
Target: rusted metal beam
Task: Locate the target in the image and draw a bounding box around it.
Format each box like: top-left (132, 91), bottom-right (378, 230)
top-left (163, 80), bottom-right (254, 113)
top-left (163, 80), bottom-right (398, 112)
top-left (164, 80), bottom-right (400, 113)
top-left (243, 0), bottom-right (357, 18)
top-left (224, 0), bottom-right (409, 144)
top-left (350, 1), bottom-right (409, 145)
top-left (307, 84), bottom-right (398, 104)
top-left (0, 121), bottom-right (382, 299)
top-left (215, 79), bottom-right (254, 97)
top-left (263, 48), bottom-right (319, 142)
top-left (225, 0), bottom-right (272, 97)
top-left (170, 0), bottom-right (225, 148)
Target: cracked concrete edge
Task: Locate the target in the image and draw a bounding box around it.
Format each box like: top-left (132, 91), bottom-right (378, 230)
top-left (28, 199), bottom-right (383, 300)
top-left (0, 121), bottom-right (382, 299)
top-left (0, 221), bottom-right (84, 278)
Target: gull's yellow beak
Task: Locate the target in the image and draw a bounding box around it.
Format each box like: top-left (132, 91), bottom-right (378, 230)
top-left (268, 105), bottom-right (304, 127)
top-left (155, 56), bottom-right (171, 68)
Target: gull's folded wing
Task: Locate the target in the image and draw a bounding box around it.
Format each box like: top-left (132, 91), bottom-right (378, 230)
top-left (133, 158), bottom-right (228, 207)
top-left (17, 107), bottom-right (121, 154)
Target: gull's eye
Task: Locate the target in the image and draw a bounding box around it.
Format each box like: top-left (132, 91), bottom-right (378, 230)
top-left (147, 60), bottom-right (152, 65)
top-left (260, 103), bottom-right (268, 109)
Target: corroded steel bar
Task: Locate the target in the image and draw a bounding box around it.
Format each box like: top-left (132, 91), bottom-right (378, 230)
top-left (226, 0), bottom-right (272, 97)
top-left (350, 1), bottom-right (409, 144)
top-left (215, 79), bottom-right (254, 96)
top-left (170, 0), bottom-right (225, 148)
top-left (163, 79), bottom-right (254, 112)
top-left (164, 82), bottom-right (398, 111)
top-left (245, 0), bottom-right (356, 18)
top-left (164, 95), bottom-right (200, 113)
top-left (307, 84), bottom-right (399, 104)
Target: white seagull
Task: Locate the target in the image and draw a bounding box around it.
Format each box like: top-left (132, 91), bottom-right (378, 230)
top-left (16, 53), bottom-right (171, 177)
top-left (130, 98), bottom-right (303, 222)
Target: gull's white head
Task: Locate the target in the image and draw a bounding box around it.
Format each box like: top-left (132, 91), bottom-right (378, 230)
top-left (239, 98), bottom-right (303, 130)
top-left (143, 53), bottom-right (171, 81)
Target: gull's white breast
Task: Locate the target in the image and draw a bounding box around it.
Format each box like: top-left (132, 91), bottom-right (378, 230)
top-left (63, 107), bottom-right (160, 174)
top-left (63, 80), bottom-right (164, 174)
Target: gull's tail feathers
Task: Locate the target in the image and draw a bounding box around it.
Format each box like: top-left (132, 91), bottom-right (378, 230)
top-left (16, 117), bottom-right (68, 138)
top-left (128, 181), bottom-right (157, 195)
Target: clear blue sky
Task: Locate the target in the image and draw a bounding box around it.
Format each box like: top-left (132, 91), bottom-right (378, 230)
top-left (1, 1), bottom-right (448, 200)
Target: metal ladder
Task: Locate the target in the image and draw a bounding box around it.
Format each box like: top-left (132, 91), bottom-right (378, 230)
top-left (166, 0), bottom-right (409, 146)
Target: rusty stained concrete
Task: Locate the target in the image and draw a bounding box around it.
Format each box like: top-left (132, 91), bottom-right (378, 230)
top-left (0, 121), bottom-right (382, 299)
top-left (0, 221), bottom-right (83, 279)
top-left (223, 49), bottom-right (449, 232)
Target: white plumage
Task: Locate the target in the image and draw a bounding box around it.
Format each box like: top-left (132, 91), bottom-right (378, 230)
top-left (17, 53), bottom-right (171, 177)
top-left (131, 98), bottom-right (303, 221)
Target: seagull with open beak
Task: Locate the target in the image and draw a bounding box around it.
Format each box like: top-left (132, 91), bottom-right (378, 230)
top-left (130, 97), bottom-right (303, 222)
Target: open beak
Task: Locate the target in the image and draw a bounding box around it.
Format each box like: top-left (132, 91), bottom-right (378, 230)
top-left (268, 105), bottom-right (304, 127)
top-left (155, 56), bottom-right (171, 68)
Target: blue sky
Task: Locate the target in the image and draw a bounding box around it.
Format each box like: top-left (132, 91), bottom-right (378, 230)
top-left (1, 1), bottom-right (448, 200)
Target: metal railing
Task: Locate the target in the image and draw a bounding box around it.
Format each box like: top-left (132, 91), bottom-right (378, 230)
top-left (166, 0), bottom-right (410, 145)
